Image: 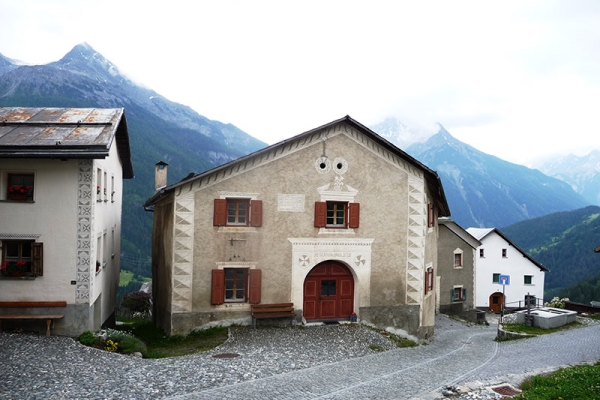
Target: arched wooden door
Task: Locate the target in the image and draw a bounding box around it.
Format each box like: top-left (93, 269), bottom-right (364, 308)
top-left (489, 292), bottom-right (504, 313)
top-left (303, 261), bottom-right (354, 320)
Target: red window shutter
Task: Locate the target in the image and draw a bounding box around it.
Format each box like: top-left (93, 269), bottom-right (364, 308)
top-left (211, 269), bottom-right (225, 305)
top-left (250, 200), bottom-right (263, 227)
top-left (314, 202), bottom-right (326, 227)
top-left (248, 269), bottom-right (262, 304)
top-left (348, 203), bottom-right (360, 228)
top-left (32, 242), bottom-right (43, 276)
top-left (428, 203), bottom-right (435, 227)
top-left (213, 199), bottom-right (227, 226)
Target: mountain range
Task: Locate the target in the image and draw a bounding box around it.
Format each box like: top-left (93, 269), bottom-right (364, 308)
top-left (535, 150), bottom-right (600, 206)
top-left (0, 43), bottom-right (266, 273)
top-left (0, 43), bottom-right (595, 282)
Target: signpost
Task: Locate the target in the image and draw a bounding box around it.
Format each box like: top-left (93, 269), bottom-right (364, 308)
top-left (499, 274), bottom-right (510, 322)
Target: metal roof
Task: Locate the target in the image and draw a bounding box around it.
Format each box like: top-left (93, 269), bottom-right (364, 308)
top-left (0, 107), bottom-right (134, 178)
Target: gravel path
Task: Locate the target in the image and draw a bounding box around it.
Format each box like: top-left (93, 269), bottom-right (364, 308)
top-left (1, 314), bottom-right (599, 400)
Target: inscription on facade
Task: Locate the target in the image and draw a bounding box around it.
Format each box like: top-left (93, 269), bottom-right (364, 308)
top-left (278, 194), bottom-right (305, 212)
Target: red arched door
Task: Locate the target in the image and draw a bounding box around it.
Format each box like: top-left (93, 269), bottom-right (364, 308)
top-left (489, 292), bottom-right (504, 313)
top-left (303, 261), bottom-right (354, 320)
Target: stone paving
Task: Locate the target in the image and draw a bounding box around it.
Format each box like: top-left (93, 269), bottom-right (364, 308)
top-left (1, 314), bottom-right (599, 399)
top-left (169, 316), bottom-right (600, 400)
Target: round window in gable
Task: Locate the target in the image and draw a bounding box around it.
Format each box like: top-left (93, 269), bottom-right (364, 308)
top-left (333, 157), bottom-right (348, 175)
top-left (315, 157), bottom-right (331, 174)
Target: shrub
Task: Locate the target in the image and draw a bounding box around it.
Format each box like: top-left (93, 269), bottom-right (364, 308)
top-left (106, 328), bottom-right (147, 356)
top-left (121, 291), bottom-right (151, 314)
top-left (544, 297), bottom-right (569, 308)
top-left (78, 331), bottom-right (100, 347)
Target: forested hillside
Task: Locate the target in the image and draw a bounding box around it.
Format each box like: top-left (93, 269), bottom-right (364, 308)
top-left (502, 205), bottom-right (600, 301)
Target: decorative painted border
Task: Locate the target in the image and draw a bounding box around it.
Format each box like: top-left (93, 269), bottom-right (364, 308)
top-left (76, 159), bottom-right (93, 303)
top-left (406, 175), bottom-right (426, 305)
top-left (172, 193), bottom-right (195, 313)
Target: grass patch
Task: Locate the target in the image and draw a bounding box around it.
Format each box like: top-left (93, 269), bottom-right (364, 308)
top-left (501, 321), bottom-right (580, 336)
top-left (119, 270), bottom-right (151, 287)
top-left (369, 345), bottom-right (384, 352)
top-left (514, 361), bottom-right (600, 399)
top-left (113, 319), bottom-right (228, 358)
top-left (363, 324), bottom-right (419, 348)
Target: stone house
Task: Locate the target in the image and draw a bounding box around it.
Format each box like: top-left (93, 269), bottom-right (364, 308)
top-left (0, 107), bottom-right (134, 335)
top-left (437, 218), bottom-right (481, 321)
top-left (143, 116), bottom-right (449, 339)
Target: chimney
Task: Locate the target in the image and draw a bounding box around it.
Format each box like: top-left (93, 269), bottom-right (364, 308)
top-left (155, 161), bottom-right (168, 190)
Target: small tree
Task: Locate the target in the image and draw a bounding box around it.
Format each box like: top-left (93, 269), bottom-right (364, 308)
top-left (121, 291), bottom-right (151, 316)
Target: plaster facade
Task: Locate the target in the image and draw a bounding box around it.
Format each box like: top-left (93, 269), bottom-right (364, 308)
top-left (467, 228), bottom-right (547, 311)
top-left (0, 107), bottom-right (133, 336)
top-left (146, 117), bottom-right (449, 339)
top-left (437, 219), bottom-right (480, 321)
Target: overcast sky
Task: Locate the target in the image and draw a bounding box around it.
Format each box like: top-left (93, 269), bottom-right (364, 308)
top-left (1, 0), bottom-right (599, 165)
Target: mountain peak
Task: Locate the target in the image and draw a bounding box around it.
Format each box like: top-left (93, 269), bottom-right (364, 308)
top-left (51, 43), bottom-right (122, 81)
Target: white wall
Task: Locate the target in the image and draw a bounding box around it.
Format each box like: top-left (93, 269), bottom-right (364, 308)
top-left (0, 141), bottom-right (125, 329)
top-left (0, 158), bottom-right (80, 302)
top-left (475, 231), bottom-right (545, 308)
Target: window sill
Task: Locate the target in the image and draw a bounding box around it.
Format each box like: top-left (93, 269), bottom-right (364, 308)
top-left (0, 275), bottom-right (36, 280)
top-left (218, 226), bottom-right (258, 233)
top-left (318, 228), bottom-right (356, 235)
top-left (1, 199), bottom-right (34, 203)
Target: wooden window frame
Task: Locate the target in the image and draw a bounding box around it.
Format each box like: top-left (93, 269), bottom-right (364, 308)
top-left (424, 266), bottom-right (434, 295)
top-left (314, 201), bottom-right (360, 229)
top-left (6, 173), bottom-right (35, 202)
top-left (451, 287), bottom-right (466, 302)
top-left (427, 203), bottom-right (435, 227)
top-left (1, 240), bottom-right (43, 278)
top-left (211, 268), bottom-right (261, 305)
top-left (213, 199), bottom-right (262, 227)
top-left (454, 253), bottom-right (463, 268)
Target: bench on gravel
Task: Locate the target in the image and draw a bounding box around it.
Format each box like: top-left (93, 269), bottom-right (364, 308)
top-left (251, 303), bottom-right (296, 328)
top-left (0, 301), bottom-right (66, 337)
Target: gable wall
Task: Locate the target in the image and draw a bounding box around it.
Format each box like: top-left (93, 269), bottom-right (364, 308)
top-left (162, 123), bottom-right (438, 338)
top-left (475, 232), bottom-right (545, 309)
top-left (437, 225), bottom-right (477, 316)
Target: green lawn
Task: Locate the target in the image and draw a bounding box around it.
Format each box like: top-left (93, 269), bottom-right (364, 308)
top-left (119, 270), bottom-right (151, 287)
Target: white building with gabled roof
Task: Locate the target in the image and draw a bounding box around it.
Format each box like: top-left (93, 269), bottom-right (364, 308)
top-left (466, 227), bottom-right (548, 312)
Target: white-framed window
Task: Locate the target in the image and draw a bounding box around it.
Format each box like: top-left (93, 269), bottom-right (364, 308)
top-left (453, 248), bottom-right (463, 268)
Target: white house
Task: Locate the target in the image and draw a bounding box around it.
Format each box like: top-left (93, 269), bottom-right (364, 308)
top-left (0, 107), bottom-right (134, 336)
top-left (466, 228), bottom-right (547, 312)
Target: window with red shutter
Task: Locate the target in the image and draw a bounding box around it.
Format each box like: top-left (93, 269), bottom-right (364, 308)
top-left (248, 269), bottom-right (262, 304)
top-left (250, 200), bottom-right (263, 227)
top-left (211, 269), bottom-right (225, 305)
top-left (315, 201), bottom-right (360, 229)
top-left (213, 199), bottom-right (227, 226)
top-left (211, 268), bottom-right (262, 304)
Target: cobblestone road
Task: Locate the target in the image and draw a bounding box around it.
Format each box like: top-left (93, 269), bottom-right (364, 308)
top-left (170, 318), bottom-right (600, 400)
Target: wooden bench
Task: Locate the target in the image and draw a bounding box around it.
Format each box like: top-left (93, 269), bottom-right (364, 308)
top-left (0, 301), bottom-right (66, 337)
top-left (251, 303), bottom-right (296, 328)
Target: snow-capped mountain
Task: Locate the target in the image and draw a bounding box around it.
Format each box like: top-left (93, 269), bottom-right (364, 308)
top-left (369, 117), bottom-right (434, 149)
top-left (370, 121), bottom-right (590, 228)
top-left (535, 150), bottom-right (600, 206)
